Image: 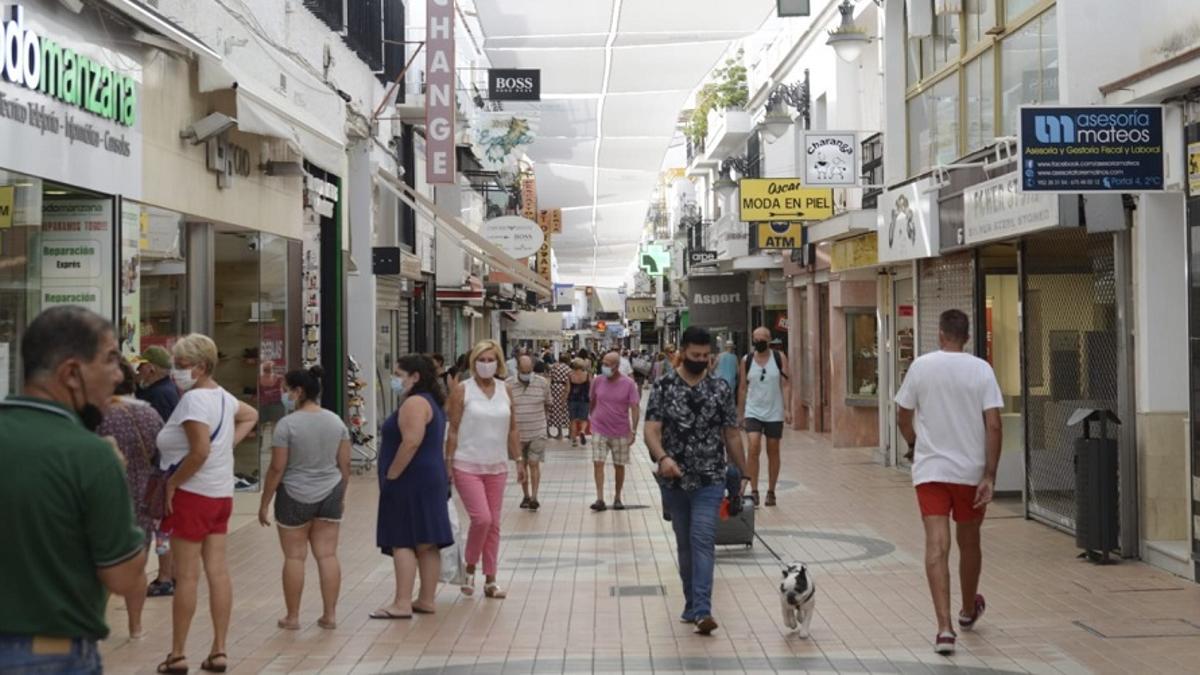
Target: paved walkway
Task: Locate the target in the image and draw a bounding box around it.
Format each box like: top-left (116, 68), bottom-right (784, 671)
top-left (102, 427), bottom-right (1200, 674)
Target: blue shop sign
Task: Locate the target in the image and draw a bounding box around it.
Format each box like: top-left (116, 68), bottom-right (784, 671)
top-left (1019, 105), bottom-right (1165, 193)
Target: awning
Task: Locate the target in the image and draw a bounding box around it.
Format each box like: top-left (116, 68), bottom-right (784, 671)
top-left (807, 209), bottom-right (877, 244)
top-left (104, 0), bottom-right (220, 60)
top-left (198, 55), bottom-right (345, 172)
top-left (592, 288), bottom-right (623, 314)
top-left (504, 312), bottom-right (566, 340)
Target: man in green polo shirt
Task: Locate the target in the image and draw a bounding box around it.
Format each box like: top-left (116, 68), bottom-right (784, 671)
top-left (0, 306), bottom-right (147, 673)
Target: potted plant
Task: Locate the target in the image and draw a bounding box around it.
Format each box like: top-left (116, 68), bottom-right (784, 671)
top-left (683, 50), bottom-right (749, 150)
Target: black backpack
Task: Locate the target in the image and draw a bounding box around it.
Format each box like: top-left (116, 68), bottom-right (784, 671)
top-left (744, 350), bottom-right (788, 379)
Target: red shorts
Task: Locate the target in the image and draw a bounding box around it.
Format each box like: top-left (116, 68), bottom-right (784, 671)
top-left (161, 488), bottom-right (233, 542)
top-left (916, 482), bottom-right (986, 523)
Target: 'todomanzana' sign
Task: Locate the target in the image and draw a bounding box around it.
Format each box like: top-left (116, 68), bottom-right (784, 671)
top-left (1, 6), bottom-right (136, 126)
top-left (425, 0), bottom-right (455, 183)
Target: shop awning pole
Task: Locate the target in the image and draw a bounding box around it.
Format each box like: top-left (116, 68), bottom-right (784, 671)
top-left (378, 171), bottom-right (552, 297)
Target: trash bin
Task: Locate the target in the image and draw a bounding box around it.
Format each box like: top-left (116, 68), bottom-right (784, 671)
top-left (1067, 408), bottom-right (1120, 563)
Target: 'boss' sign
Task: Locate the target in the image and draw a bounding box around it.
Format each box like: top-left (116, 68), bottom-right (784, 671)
top-left (488, 69), bottom-right (540, 101)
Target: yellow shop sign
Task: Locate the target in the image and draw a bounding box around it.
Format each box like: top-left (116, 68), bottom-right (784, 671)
top-left (739, 178), bottom-right (833, 222)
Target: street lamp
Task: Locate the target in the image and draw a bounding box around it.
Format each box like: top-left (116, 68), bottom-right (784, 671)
top-left (714, 155), bottom-right (755, 211)
top-left (826, 0), bottom-right (874, 63)
top-left (760, 70), bottom-right (810, 143)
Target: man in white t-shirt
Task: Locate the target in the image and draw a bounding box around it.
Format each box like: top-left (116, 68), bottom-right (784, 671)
top-left (895, 309), bottom-right (1002, 656)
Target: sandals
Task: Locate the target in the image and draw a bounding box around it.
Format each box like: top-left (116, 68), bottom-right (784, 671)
top-left (460, 570), bottom-right (477, 596)
top-left (201, 653), bottom-right (228, 673)
top-left (765, 491), bottom-right (777, 507)
top-left (157, 655), bottom-right (187, 674)
top-left (484, 582), bottom-right (507, 599)
top-left (750, 491), bottom-right (761, 505)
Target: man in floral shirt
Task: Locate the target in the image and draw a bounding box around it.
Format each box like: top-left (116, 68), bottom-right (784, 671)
top-left (645, 326), bottom-right (748, 636)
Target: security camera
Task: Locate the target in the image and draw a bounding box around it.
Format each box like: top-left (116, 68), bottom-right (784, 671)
top-left (180, 112), bottom-right (238, 145)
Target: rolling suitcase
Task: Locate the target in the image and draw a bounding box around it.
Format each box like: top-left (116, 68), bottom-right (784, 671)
top-left (715, 498), bottom-right (755, 548)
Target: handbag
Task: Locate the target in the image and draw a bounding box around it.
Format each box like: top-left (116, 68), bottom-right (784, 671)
top-left (143, 395), bottom-right (227, 520)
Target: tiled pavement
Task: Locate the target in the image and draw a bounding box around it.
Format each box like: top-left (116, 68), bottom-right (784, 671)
top-left (101, 427), bottom-right (1200, 674)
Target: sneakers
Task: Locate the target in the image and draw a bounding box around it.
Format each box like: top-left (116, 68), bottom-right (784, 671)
top-left (958, 594), bottom-right (986, 631)
top-left (519, 496), bottom-right (532, 510)
top-left (693, 616), bottom-right (719, 635)
top-left (590, 500), bottom-right (607, 512)
top-left (147, 579), bottom-right (175, 597)
top-left (934, 631), bottom-right (956, 655)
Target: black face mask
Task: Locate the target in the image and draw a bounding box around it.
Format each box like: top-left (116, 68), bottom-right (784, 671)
top-left (71, 366), bottom-right (104, 432)
top-left (682, 358), bottom-right (708, 375)
top-left (754, 340), bottom-right (769, 353)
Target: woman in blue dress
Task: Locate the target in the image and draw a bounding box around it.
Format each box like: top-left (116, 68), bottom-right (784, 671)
top-left (371, 354), bottom-right (453, 619)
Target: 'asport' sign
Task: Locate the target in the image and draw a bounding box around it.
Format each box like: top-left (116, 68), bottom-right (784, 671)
top-left (425, 0), bottom-right (455, 183)
top-left (488, 69), bottom-right (540, 101)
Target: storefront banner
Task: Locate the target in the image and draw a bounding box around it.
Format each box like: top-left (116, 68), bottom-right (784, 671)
top-left (964, 172), bottom-right (1059, 245)
top-left (687, 274), bottom-right (747, 330)
top-left (0, 4), bottom-right (142, 198)
top-left (757, 221), bottom-right (805, 249)
top-left (119, 201), bottom-right (141, 356)
top-left (40, 199), bottom-right (112, 315)
top-left (625, 297), bottom-right (655, 322)
top-left (425, 0), bottom-right (455, 183)
top-left (1019, 105), bottom-right (1165, 193)
top-left (483, 215), bottom-right (543, 258)
top-left (803, 132), bottom-right (858, 187)
top-left (830, 232), bottom-right (878, 272)
top-left (538, 208), bottom-right (562, 234)
top-left (469, 111), bottom-right (538, 172)
top-left (739, 179), bottom-right (834, 222)
top-left (487, 69), bottom-right (541, 101)
top-left (877, 179), bottom-right (939, 263)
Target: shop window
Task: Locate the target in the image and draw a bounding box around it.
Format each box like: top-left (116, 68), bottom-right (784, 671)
top-left (123, 204), bottom-right (187, 358)
top-left (964, 50), bottom-right (996, 153)
top-left (1000, 8), bottom-right (1058, 135)
top-left (1005, 0), bottom-right (1040, 23)
top-left (907, 74), bottom-right (959, 176)
top-left (965, 0), bottom-right (999, 49)
top-left (846, 309), bottom-right (879, 402)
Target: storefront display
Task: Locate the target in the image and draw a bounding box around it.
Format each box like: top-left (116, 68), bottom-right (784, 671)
top-left (845, 310), bottom-right (878, 400)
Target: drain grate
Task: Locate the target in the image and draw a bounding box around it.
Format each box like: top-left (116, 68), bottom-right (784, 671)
top-left (1075, 618), bottom-right (1200, 639)
top-left (609, 584), bottom-right (665, 597)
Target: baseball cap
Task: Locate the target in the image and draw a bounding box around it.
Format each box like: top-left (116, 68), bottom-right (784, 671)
top-left (140, 345), bottom-right (172, 369)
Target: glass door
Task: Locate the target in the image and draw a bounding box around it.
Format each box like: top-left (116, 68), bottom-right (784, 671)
top-left (893, 277), bottom-right (915, 467)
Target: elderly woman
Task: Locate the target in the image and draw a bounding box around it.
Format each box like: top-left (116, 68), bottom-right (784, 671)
top-left (155, 334), bottom-right (258, 675)
top-left (98, 359), bottom-right (164, 639)
top-left (371, 354), bottom-right (454, 619)
top-left (446, 340), bottom-right (524, 599)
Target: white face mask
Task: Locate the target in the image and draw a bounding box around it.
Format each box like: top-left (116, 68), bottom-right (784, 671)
top-left (475, 360), bottom-right (498, 379)
top-left (171, 367), bottom-right (197, 392)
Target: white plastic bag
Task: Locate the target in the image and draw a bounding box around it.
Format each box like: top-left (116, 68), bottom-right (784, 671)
top-left (440, 496), bottom-right (467, 585)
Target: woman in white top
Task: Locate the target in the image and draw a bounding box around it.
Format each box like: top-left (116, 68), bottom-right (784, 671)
top-left (445, 339), bottom-right (523, 599)
top-left (155, 334), bottom-right (258, 675)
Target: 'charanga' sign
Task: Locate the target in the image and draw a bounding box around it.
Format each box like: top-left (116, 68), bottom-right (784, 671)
top-left (739, 179), bottom-right (832, 223)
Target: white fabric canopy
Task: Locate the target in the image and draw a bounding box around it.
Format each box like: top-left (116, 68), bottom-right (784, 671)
top-left (505, 311), bottom-right (567, 339)
top-left (473, 0), bottom-right (774, 287)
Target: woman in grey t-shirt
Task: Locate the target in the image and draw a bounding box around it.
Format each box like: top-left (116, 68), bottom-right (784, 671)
top-left (257, 365), bottom-right (350, 631)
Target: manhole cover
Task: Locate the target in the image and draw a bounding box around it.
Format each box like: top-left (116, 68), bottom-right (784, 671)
top-left (609, 584), bottom-right (665, 597)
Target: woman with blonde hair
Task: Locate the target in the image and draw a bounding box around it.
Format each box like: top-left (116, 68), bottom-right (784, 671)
top-left (155, 334), bottom-right (259, 675)
top-left (445, 340), bottom-right (523, 599)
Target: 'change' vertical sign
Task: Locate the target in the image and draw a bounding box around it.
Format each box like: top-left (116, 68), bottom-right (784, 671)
top-left (425, 0), bottom-right (455, 183)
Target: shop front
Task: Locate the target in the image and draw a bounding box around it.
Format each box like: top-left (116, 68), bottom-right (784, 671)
top-left (0, 2), bottom-right (146, 394)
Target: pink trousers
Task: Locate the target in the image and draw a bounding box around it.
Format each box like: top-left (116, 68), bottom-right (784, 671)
top-left (454, 469), bottom-right (507, 577)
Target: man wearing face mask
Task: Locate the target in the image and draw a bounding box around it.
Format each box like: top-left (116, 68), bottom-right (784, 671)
top-left (736, 326), bottom-right (792, 507)
top-left (135, 345), bottom-right (181, 423)
top-left (0, 306), bottom-right (148, 673)
top-left (507, 355), bottom-right (552, 511)
top-left (588, 350), bottom-right (640, 511)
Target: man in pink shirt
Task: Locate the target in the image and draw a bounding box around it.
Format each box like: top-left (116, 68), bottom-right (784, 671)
top-left (589, 350), bottom-right (640, 511)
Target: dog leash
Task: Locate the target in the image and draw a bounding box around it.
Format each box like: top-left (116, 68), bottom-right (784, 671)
top-left (753, 528), bottom-right (787, 564)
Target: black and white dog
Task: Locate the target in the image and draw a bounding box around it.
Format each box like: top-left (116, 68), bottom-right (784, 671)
top-left (779, 563), bottom-right (816, 637)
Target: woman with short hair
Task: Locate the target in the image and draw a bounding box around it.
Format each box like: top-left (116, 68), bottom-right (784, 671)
top-left (257, 365), bottom-right (351, 631)
top-left (155, 334), bottom-right (259, 675)
top-left (371, 354), bottom-right (454, 619)
top-left (445, 340), bottom-right (524, 599)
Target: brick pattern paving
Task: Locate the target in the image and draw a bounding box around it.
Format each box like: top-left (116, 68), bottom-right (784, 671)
top-left (101, 428), bottom-right (1200, 674)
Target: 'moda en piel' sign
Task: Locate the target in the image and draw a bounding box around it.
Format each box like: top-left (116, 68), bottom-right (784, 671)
top-left (1, 6), bottom-right (136, 126)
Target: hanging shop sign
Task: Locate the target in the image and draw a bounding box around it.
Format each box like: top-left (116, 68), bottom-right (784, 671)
top-left (1188, 142), bottom-right (1200, 196)
top-left (520, 174), bottom-right (537, 220)
top-left (487, 68), bottom-right (540, 101)
top-left (687, 274), bottom-right (747, 330)
top-left (640, 243), bottom-right (670, 276)
top-left (39, 199), bottom-right (113, 316)
top-left (534, 205), bottom-right (552, 285)
top-left (538, 208), bottom-right (562, 234)
top-left (625, 297), bottom-right (656, 322)
top-left (877, 178), bottom-right (939, 263)
top-left (470, 111), bottom-right (537, 172)
top-left (688, 249), bottom-right (717, 267)
top-left (802, 132), bottom-right (858, 187)
top-left (0, 185), bottom-right (12, 229)
top-left (425, 0), bottom-right (455, 183)
top-left (0, 4), bottom-right (142, 198)
top-left (553, 283), bottom-right (574, 308)
top-left (739, 179), bottom-right (833, 222)
top-left (830, 232), bottom-right (878, 272)
top-left (963, 171), bottom-right (1060, 245)
top-left (1019, 105), bottom-right (1165, 192)
top-left (483, 215), bottom-right (543, 258)
top-left (757, 221), bottom-right (805, 249)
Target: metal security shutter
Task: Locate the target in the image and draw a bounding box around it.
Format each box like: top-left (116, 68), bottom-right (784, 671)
top-left (1023, 228), bottom-right (1118, 533)
top-left (376, 276), bottom-right (410, 356)
top-left (397, 298), bottom-right (411, 356)
top-left (917, 251), bottom-right (976, 356)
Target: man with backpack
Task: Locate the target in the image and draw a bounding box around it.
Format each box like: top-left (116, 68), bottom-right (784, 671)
top-left (736, 326), bottom-right (792, 506)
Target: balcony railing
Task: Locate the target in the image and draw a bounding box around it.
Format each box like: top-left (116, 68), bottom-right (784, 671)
top-left (303, 0), bottom-right (343, 31)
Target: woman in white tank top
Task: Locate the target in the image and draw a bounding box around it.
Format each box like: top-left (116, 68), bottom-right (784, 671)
top-left (446, 340), bottom-right (523, 599)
